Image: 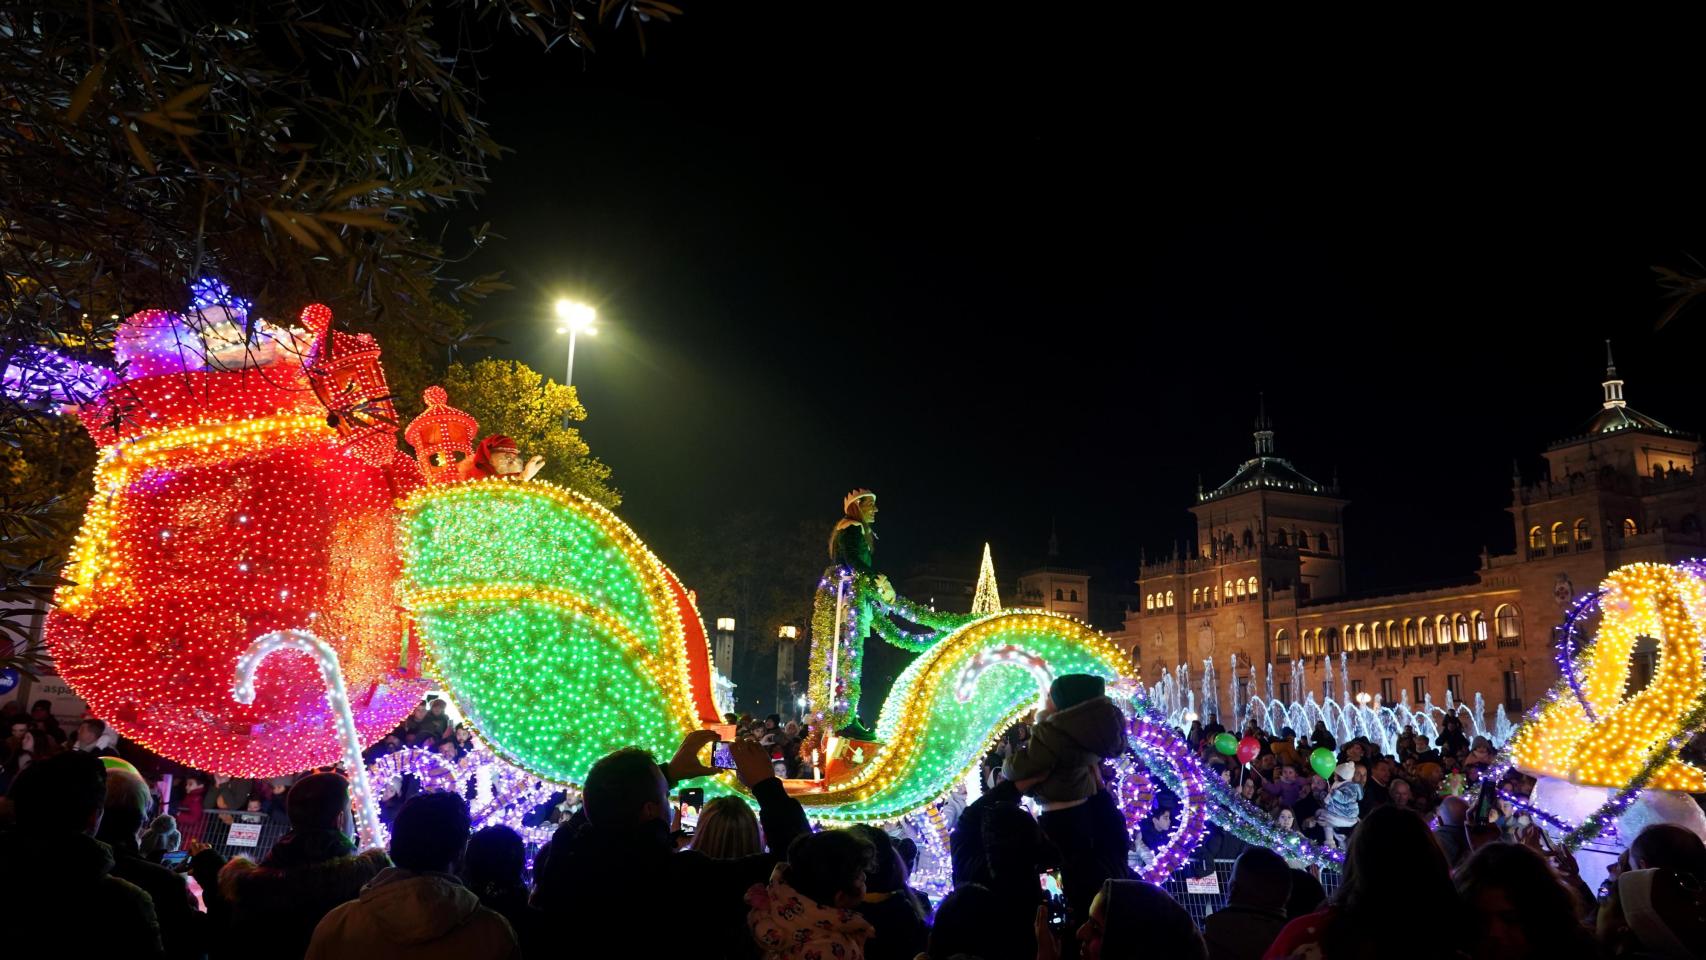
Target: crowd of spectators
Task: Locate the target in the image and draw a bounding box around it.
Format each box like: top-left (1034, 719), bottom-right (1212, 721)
top-left (3, 686), bottom-right (1705, 960)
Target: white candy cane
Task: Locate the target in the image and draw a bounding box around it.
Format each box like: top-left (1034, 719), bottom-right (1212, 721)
top-left (232, 629), bottom-right (388, 850)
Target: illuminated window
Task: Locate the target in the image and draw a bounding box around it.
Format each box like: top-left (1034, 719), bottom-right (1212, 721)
top-left (1145, 594), bottom-right (1154, 611)
top-left (1300, 630), bottom-right (1313, 656)
top-left (1551, 521), bottom-right (1568, 546)
top-left (1624, 518), bottom-right (1638, 537)
top-left (1191, 588), bottom-right (1200, 607)
top-left (1236, 579), bottom-right (1247, 597)
top-left (1404, 619), bottom-right (1418, 647)
top-left (1573, 518), bottom-right (1591, 545)
top-left (1372, 622), bottom-right (1386, 650)
top-left (1473, 611), bottom-right (1488, 643)
top-left (1274, 629), bottom-right (1291, 657)
top-left (1165, 590), bottom-right (1174, 608)
top-left (1325, 627), bottom-right (1340, 655)
top-left (1421, 620), bottom-right (1435, 645)
top-left (1495, 604), bottom-right (1520, 639)
top-left (1528, 526), bottom-right (1544, 549)
top-left (1454, 613), bottom-right (1470, 644)
top-left (1225, 580), bottom-right (1234, 599)
top-left (1247, 576), bottom-right (1259, 596)
top-left (1354, 624), bottom-right (1368, 651)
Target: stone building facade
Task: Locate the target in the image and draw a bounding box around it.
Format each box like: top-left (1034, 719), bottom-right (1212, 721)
top-left (1113, 348), bottom-right (1706, 718)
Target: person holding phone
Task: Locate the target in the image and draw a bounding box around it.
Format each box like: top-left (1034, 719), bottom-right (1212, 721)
top-left (95, 763), bottom-right (211, 960)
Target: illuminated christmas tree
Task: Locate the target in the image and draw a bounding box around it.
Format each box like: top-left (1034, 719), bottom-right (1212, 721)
top-left (972, 542), bottom-right (1001, 615)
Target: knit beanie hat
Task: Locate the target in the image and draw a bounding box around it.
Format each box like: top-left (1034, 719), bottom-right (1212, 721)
top-left (1049, 674), bottom-right (1105, 711)
top-left (141, 814), bottom-right (182, 853)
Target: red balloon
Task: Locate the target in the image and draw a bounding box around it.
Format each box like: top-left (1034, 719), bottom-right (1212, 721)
top-left (1236, 735), bottom-right (1261, 765)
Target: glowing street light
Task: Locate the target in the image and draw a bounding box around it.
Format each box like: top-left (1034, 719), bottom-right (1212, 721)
top-left (778, 625), bottom-right (798, 640)
top-left (1356, 691), bottom-right (1372, 706)
top-left (553, 299), bottom-right (597, 390)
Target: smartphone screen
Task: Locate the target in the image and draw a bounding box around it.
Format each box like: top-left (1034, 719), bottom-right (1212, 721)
top-left (160, 850), bottom-right (191, 870)
top-left (679, 802), bottom-right (699, 833)
top-left (712, 742), bottom-right (737, 770)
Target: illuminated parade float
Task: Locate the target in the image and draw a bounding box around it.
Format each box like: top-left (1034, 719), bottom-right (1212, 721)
top-left (33, 282), bottom-right (1706, 875)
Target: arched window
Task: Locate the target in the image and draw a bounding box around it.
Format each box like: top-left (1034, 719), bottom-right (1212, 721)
top-left (1372, 622), bottom-right (1386, 650)
top-left (1325, 627), bottom-right (1340, 655)
top-left (1242, 528), bottom-right (1255, 549)
top-left (1236, 579), bottom-right (1247, 597)
top-left (1054, 588), bottom-right (1064, 601)
top-left (1145, 594), bottom-right (1154, 611)
top-left (1191, 588), bottom-right (1200, 608)
top-left (1354, 624), bottom-right (1368, 651)
top-left (1404, 619), bottom-right (1418, 647)
top-left (1069, 589), bottom-right (1079, 602)
top-left (1454, 613), bottom-right (1470, 643)
top-left (1247, 576), bottom-right (1259, 597)
top-left (1473, 611), bottom-right (1488, 642)
top-left (1225, 580), bottom-right (1234, 599)
top-left (1275, 529), bottom-right (1288, 546)
top-left (1274, 629), bottom-right (1291, 658)
top-left (1495, 604), bottom-right (1520, 639)
top-left (1297, 529), bottom-right (1309, 550)
top-left (1316, 532), bottom-right (1330, 553)
top-left (1421, 619), bottom-right (1435, 645)
top-left (1165, 590), bottom-right (1174, 608)
top-left (1551, 521), bottom-right (1568, 546)
top-left (1528, 526), bottom-right (1545, 549)
top-left (1212, 585), bottom-right (1219, 603)
top-left (1624, 518), bottom-right (1639, 537)
top-left (1573, 518), bottom-right (1591, 546)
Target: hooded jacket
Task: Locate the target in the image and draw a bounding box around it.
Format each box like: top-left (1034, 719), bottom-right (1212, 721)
top-left (746, 862), bottom-right (876, 960)
top-left (306, 867), bottom-right (518, 960)
top-left (0, 828), bottom-right (164, 957)
top-left (1002, 696), bottom-right (1127, 805)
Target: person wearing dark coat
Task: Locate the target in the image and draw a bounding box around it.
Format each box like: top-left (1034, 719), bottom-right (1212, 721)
top-left (0, 751), bottom-right (164, 957)
top-left (847, 825), bottom-right (928, 960)
top-left (195, 771), bottom-right (390, 960)
top-left (463, 825), bottom-right (546, 957)
top-left (98, 766), bottom-right (207, 960)
top-left (531, 732), bottom-right (810, 960)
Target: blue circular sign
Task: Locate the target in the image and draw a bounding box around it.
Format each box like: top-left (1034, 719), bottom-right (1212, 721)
top-left (0, 668), bottom-right (19, 696)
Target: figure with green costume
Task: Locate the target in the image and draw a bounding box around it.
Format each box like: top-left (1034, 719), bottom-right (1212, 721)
top-left (808, 489), bottom-right (977, 744)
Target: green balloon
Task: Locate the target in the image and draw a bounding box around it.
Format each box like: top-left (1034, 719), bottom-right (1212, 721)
top-left (1309, 747), bottom-right (1336, 779)
top-left (1214, 732), bottom-right (1239, 756)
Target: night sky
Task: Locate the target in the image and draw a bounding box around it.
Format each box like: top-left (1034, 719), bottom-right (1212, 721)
top-left (457, 8), bottom-right (1706, 603)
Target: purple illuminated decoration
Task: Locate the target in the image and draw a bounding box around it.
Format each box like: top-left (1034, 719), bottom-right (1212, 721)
top-left (1, 344), bottom-right (116, 407)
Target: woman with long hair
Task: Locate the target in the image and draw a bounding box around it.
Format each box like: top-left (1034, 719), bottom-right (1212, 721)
top-left (691, 795), bottom-right (763, 860)
top-left (1264, 805), bottom-right (1466, 959)
top-left (1454, 841), bottom-right (1593, 959)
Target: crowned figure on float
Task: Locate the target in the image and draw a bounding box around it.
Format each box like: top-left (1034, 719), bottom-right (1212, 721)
top-left (808, 488), bottom-right (986, 776)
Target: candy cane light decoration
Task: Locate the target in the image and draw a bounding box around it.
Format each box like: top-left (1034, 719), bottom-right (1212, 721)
top-left (233, 630), bottom-right (388, 849)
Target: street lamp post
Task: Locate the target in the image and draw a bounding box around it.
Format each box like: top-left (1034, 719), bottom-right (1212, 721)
top-left (553, 299), bottom-right (597, 428)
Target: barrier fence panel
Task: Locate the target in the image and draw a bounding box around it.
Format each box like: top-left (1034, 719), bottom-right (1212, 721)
top-left (1158, 857), bottom-right (1341, 929)
top-left (187, 812), bottom-right (292, 864)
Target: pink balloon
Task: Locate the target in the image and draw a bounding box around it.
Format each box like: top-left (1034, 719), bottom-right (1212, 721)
top-left (1236, 736), bottom-right (1260, 765)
